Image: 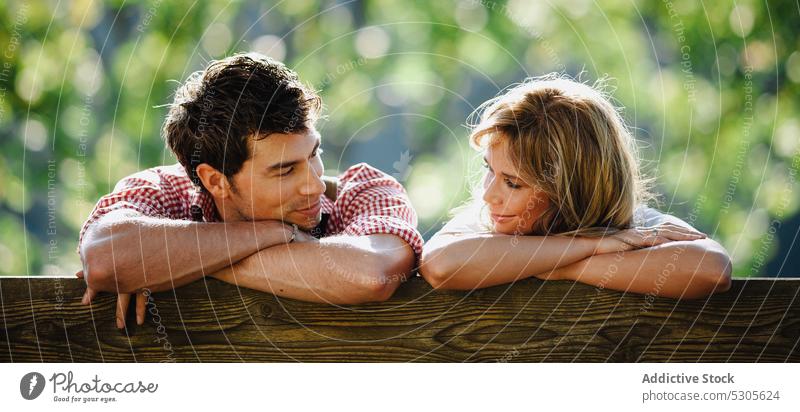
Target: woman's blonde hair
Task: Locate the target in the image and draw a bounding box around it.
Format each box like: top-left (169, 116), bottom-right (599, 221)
top-left (469, 74), bottom-right (652, 237)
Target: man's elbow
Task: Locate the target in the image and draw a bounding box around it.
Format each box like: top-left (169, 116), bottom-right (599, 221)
top-left (81, 234), bottom-right (113, 291)
top-left (80, 239), bottom-right (139, 294)
top-left (345, 274), bottom-right (400, 304)
top-left (82, 257), bottom-right (139, 293)
top-left (346, 250), bottom-right (414, 304)
top-left (81, 216), bottom-right (153, 293)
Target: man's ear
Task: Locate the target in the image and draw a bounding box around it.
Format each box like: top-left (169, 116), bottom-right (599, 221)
top-left (196, 163), bottom-right (233, 198)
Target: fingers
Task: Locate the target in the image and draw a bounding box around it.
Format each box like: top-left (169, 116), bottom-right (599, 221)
top-left (659, 230), bottom-right (705, 241)
top-left (609, 224), bottom-right (709, 251)
top-left (75, 269), bottom-right (84, 279)
top-left (116, 293), bottom-right (131, 329)
top-left (643, 224), bottom-right (707, 242)
top-left (81, 287), bottom-right (98, 305)
top-left (614, 229), bottom-right (670, 248)
top-left (136, 291), bottom-right (147, 325)
top-left (613, 230), bottom-right (653, 248)
top-left (655, 223), bottom-right (706, 237)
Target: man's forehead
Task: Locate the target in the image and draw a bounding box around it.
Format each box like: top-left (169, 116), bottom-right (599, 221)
top-left (251, 129), bottom-right (320, 155)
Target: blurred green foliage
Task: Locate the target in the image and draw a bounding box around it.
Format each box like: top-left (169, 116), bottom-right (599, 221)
top-left (1, 0), bottom-right (798, 276)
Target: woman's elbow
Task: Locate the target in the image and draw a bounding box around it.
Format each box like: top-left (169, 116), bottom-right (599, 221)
top-left (419, 249), bottom-right (457, 290)
top-left (703, 250), bottom-right (732, 294)
top-left (685, 249), bottom-right (732, 298)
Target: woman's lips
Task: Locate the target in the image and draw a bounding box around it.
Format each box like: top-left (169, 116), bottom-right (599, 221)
top-left (296, 200), bottom-right (322, 217)
top-left (490, 213), bottom-right (515, 224)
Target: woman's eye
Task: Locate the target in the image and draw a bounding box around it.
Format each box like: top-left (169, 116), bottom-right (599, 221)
top-left (505, 179), bottom-right (521, 189)
top-left (279, 167), bottom-right (294, 177)
top-left (312, 148), bottom-right (323, 157)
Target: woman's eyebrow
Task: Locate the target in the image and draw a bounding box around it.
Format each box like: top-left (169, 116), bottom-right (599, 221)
top-left (484, 156), bottom-right (521, 180)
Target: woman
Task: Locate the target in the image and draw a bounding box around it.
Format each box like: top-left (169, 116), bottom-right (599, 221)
top-left (419, 75), bottom-right (731, 299)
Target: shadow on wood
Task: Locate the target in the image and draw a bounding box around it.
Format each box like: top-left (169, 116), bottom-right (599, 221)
top-left (1, 277), bottom-right (798, 362)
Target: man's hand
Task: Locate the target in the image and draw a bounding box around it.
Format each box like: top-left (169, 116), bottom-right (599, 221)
top-left (76, 270), bottom-right (147, 329)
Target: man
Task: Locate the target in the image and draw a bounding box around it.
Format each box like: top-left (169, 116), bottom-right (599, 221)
top-left (78, 53), bottom-right (423, 328)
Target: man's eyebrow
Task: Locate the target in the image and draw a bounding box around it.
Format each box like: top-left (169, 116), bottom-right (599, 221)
top-left (267, 138), bottom-right (321, 171)
top-left (483, 156), bottom-right (521, 180)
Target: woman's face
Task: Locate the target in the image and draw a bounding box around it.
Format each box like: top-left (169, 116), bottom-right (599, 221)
top-left (482, 139), bottom-right (551, 235)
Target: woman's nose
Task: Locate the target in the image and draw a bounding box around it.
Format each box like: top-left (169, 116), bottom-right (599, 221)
top-left (482, 175), bottom-right (502, 205)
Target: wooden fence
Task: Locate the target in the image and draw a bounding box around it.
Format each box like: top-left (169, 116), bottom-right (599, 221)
top-left (1, 277), bottom-right (798, 362)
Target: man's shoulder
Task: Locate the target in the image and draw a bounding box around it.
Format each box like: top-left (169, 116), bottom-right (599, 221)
top-left (337, 162), bottom-right (399, 187)
top-left (113, 163), bottom-right (192, 192)
top-left (331, 162), bottom-right (408, 202)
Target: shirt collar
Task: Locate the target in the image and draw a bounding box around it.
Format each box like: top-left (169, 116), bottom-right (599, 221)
top-left (320, 194), bottom-right (334, 216)
top-left (189, 187), bottom-right (220, 222)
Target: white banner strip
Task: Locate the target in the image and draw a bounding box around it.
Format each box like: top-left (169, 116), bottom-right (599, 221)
top-left (1, 363), bottom-right (796, 411)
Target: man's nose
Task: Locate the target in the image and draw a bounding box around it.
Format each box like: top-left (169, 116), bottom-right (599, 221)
top-left (300, 169), bottom-right (326, 196)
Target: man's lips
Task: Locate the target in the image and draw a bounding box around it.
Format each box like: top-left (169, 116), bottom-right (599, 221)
top-left (296, 200), bottom-right (322, 217)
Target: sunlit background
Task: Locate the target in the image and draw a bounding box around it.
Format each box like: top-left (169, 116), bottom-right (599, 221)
top-left (1, 0), bottom-right (798, 277)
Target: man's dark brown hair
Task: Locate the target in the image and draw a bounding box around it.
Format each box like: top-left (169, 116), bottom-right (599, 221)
top-left (163, 52), bottom-right (322, 191)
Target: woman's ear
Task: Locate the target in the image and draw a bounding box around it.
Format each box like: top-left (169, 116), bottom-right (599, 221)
top-left (196, 163), bottom-right (233, 198)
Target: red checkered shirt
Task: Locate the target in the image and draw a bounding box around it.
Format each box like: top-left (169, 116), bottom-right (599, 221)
top-left (78, 162), bottom-right (423, 257)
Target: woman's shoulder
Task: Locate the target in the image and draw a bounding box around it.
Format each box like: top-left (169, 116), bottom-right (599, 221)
top-left (437, 201), bottom-right (492, 235)
top-left (633, 205), bottom-right (660, 226)
top-left (633, 205), bottom-right (695, 228)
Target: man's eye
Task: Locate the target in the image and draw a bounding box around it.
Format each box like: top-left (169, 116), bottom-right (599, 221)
top-left (313, 148), bottom-right (324, 157)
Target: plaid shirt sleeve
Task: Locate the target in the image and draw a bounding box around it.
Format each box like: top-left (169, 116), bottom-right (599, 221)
top-left (77, 169), bottom-right (180, 249)
top-left (332, 163), bottom-right (424, 257)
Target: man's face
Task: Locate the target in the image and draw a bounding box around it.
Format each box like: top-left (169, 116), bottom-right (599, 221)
top-left (224, 129), bottom-right (326, 231)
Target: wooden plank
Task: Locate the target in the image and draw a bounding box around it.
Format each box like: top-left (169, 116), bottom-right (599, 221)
top-left (0, 277), bottom-right (798, 362)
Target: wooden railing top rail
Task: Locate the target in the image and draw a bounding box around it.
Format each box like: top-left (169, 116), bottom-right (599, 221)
top-left (1, 277), bottom-right (798, 362)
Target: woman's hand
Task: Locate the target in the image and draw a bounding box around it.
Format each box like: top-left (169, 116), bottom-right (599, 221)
top-left (535, 223), bottom-right (708, 281)
top-left (593, 223), bottom-right (707, 255)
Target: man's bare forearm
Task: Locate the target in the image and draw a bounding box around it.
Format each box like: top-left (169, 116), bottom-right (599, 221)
top-left (211, 234), bottom-right (415, 304)
top-left (80, 209), bottom-right (293, 293)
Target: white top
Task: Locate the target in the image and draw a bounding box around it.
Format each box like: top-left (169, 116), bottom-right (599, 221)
top-left (437, 203), bottom-right (694, 235)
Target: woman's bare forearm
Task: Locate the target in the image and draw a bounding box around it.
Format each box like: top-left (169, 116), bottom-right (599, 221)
top-left (547, 239), bottom-right (732, 298)
top-left (420, 233), bottom-right (598, 290)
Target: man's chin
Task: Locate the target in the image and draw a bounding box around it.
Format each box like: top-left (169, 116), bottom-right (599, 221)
top-left (290, 214), bottom-right (322, 231)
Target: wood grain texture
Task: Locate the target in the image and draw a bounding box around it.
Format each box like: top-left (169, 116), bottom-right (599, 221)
top-left (0, 277), bottom-right (798, 362)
